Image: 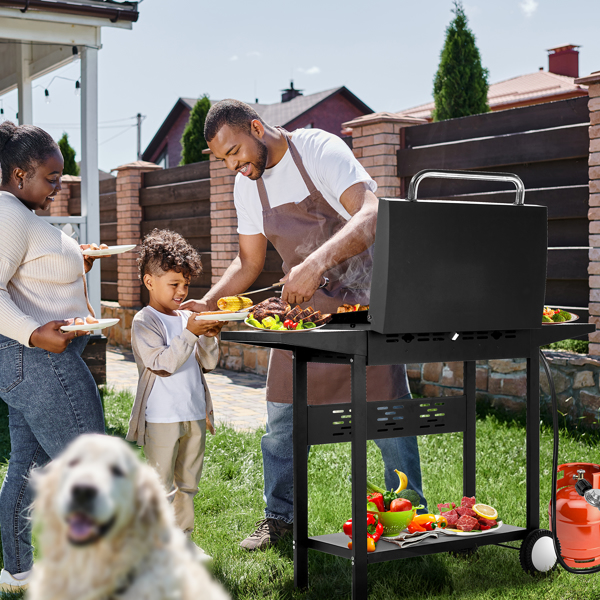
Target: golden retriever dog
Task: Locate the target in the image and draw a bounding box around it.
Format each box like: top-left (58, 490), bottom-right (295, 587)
top-left (28, 434), bottom-right (230, 600)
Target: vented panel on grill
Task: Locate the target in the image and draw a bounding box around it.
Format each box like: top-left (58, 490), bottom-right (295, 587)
top-left (306, 396), bottom-right (467, 445)
top-left (369, 198), bottom-right (547, 334)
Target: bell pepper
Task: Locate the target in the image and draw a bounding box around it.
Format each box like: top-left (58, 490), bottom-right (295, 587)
top-left (342, 513), bottom-right (384, 551)
top-left (408, 514), bottom-right (448, 533)
top-left (367, 492), bottom-right (385, 513)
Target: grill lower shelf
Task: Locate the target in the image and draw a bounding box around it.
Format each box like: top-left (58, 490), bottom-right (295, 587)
top-left (307, 526), bottom-right (526, 563)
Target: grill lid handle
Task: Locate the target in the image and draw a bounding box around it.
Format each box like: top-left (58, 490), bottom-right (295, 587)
top-left (407, 169), bottom-right (525, 205)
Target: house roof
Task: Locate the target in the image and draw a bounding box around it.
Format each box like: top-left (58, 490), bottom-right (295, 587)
top-left (0, 0), bottom-right (139, 22)
top-left (397, 70), bottom-right (588, 120)
top-left (251, 86), bottom-right (372, 126)
top-left (142, 86), bottom-right (372, 162)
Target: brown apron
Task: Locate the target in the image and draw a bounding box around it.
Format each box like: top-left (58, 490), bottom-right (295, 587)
top-left (259, 129), bottom-right (409, 405)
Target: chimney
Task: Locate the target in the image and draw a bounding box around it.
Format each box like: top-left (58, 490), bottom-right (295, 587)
top-left (547, 44), bottom-right (580, 78)
top-left (281, 80), bottom-right (303, 103)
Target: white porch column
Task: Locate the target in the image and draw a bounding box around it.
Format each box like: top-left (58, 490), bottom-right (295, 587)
top-left (80, 45), bottom-right (101, 317)
top-left (16, 41), bottom-right (32, 124)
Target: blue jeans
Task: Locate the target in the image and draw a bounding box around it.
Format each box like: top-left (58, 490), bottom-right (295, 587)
top-left (261, 395), bottom-right (427, 524)
top-left (0, 334), bottom-right (105, 574)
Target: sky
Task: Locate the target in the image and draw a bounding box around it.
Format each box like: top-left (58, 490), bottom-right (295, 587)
top-left (2, 0), bottom-right (599, 172)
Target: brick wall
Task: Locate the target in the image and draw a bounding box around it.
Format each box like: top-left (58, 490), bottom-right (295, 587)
top-left (209, 153), bottom-right (238, 287)
top-left (343, 112), bottom-right (427, 197)
top-left (576, 72), bottom-right (600, 354)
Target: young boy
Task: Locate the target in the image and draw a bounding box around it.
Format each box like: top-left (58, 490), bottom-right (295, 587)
top-left (126, 229), bottom-right (221, 557)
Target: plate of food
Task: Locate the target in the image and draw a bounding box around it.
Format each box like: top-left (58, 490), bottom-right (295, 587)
top-left (195, 311), bottom-right (249, 322)
top-left (435, 498), bottom-right (501, 535)
top-left (542, 307), bottom-right (578, 324)
top-left (60, 317), bottom-right (120, 332)
top-left (244, 297), bottom-right (332, 331)
top-left (82, 244), bottom-right (136, 256)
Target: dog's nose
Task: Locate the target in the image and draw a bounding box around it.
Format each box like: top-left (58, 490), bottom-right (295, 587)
top-left (71, 484), bottom-right (97, 509)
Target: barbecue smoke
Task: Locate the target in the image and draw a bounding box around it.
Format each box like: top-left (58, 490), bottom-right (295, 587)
top-left (294, 221), bottom-right (372, 304)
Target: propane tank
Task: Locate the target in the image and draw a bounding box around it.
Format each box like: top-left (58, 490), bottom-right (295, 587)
top-left (549, 463), bottom-right (600, 568)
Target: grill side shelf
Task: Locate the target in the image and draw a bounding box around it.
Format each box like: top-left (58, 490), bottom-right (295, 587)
top-left (306, 396), bottom-right (467, 446)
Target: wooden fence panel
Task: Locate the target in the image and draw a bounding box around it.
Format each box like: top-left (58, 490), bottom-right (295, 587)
top-left (139, 164), bottom-right (212, 305)
top-left (405, 96), bottom-right (589, 147)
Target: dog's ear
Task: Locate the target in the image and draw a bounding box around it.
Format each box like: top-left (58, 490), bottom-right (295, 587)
top-left (134, 463), bottom-right (173, 544)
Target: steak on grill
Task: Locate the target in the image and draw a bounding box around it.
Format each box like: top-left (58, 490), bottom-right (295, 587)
top-left (252, 297), bottom-right (292, 322)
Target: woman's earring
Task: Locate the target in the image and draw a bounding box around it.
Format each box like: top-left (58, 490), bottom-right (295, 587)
top-left (18, 181), bottom-right (23, 189)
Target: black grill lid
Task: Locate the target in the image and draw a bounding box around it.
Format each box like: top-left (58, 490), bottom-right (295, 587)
top-left (368, 170), bottom-right (547, 334)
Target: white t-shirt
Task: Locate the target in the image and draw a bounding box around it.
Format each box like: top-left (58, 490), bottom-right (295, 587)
top-left (233, 128), bottom-right (377, 236)
top-left (145, 306), bottom-right (206, 423)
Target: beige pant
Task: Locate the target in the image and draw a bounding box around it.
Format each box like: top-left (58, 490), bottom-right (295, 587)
top-left (144, 420), bottom-right (206, 535)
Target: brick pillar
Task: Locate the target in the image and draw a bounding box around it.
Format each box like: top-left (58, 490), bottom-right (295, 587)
top-left (209, 153), bottom-right (237, 286)
top-left (342, 112), bottom-right (427, 198)
top-left (51, 174), bottom-right (79, 216)
top-left (112, 161), bottom-right (161, 308)
top-left (576, 72), bottom-right (600, 354)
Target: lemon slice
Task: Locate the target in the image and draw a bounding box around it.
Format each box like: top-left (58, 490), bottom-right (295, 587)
top-left (473, 503), bottom-right (498, 520)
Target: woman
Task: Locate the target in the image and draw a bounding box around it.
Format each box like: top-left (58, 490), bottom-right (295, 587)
top-left (0, 121), bottom-right (105, 592)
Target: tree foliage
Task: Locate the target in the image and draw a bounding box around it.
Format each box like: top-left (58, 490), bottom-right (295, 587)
top-left (180, 94), bottom-right (211, 165)
top-left (432, 1), bottom-right (489, 122)
top-left (58, 132), bottom-right (80, 176)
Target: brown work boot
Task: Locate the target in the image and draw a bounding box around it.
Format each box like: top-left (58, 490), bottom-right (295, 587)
top-left (240, 518), bottom-right (293, 551)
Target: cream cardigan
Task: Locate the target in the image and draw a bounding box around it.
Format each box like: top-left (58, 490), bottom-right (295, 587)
top-left (126, 306), bottom-right (219, 446)
top-left (0, 191), bottom-right (91, 346)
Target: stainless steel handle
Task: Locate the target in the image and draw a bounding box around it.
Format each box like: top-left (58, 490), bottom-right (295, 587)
top-left (407, 169), bottom-right (526, 206)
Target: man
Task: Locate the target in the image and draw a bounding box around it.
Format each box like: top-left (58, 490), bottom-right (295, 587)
top-left (182, 99), bottom-right (426, 550)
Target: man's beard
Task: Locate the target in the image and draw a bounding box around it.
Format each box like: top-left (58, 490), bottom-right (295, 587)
top-left (248, 137), bottom-right (268, 180)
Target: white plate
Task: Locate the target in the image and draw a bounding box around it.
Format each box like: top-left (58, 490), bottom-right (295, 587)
top-left (82, 244), bottom-right (136, 257)
top-left (244, 318), bottom-right (327, 332)
top-left (195, 312), bottom-right (249, 322)
top-left (542, 310), bottom-right (578, 325)
top-left (438, 515), bottom-right (503, 536)
top-left (61, 318), bottom-right (120, 332)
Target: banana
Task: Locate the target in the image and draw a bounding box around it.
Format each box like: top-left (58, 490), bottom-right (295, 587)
top-left (394, 469), bottom-right (408, 494)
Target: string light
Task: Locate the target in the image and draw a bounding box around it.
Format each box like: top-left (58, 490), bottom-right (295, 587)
top-left (75, 80), bottom-right (80, 97)
top-left (44, 88), bottom-right (50, 104)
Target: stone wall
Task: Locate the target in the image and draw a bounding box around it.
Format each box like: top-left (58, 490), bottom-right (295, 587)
top-left (408, 352), bottom-right (600, 425)
top-left (217, 321), bottom-right (270, 376)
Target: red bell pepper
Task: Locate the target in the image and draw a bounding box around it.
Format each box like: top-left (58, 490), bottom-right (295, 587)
top-left (367, 492), bottom-right (385, 513)
top-left (342, 513), bottom-right (384, 550)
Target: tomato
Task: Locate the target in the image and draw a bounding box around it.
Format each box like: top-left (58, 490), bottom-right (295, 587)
top-left (367, 538), bottom-right (376, 552)
top-left (283, 319), bottom-right (293, 328)
top-left (389, 498), bottom-right (413, 512)
top-left (290, 322), bottom-right (298, 330)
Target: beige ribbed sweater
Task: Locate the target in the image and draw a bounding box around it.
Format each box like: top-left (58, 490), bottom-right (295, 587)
top-left (0, 191), bottom-right (90, 347)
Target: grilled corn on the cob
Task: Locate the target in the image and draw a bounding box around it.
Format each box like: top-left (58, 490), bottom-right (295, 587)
top-left (217, 296), bottom-right (253, 311)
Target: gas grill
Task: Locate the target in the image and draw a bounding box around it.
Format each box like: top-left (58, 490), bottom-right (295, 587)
top-left (222, 170), bottom-right (594, 599)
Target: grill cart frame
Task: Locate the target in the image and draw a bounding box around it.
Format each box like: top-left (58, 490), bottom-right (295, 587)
top-left (223, 322), bottom-right (593, 599)
top-left (223, 170), bottom-right (592, 598)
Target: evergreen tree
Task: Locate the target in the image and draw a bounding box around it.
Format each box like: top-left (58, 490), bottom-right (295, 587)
top-left (432, 1), bottom-right (489, 122)
top-left (180, 94), bottom-right (211, 165)
top-left (58, 132), bottom-right (80, 176)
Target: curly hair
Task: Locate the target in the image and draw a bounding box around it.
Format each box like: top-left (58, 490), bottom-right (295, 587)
top-left (138, 229), bottom-right (203, 281)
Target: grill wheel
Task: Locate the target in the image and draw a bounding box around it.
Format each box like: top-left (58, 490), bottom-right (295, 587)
top-left (520, 529), bottom-right (559, 575)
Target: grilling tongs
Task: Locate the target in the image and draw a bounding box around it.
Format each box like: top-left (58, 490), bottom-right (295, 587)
top-left (242, 276), bottom-right (330, 296)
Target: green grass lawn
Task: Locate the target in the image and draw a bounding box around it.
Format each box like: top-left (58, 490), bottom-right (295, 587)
top-left (2, 388), bottom-right (600, 599)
